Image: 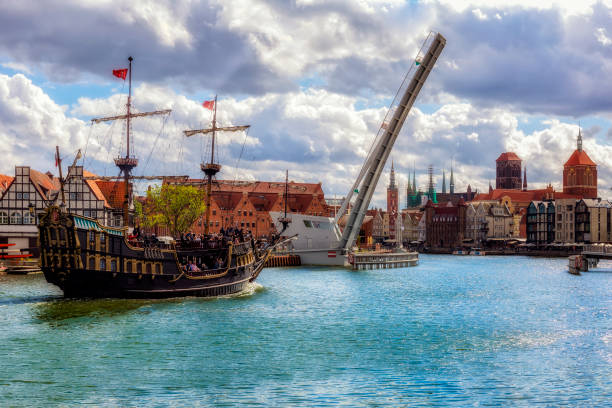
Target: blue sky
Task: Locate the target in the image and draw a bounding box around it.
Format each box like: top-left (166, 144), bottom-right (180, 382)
top-left (0, 0), bottom-right (611, 205)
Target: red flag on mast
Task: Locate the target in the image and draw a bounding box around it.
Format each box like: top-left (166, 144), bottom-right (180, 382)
top-left (112, 68), bottom-right (128, 80)
top-left (202, 100), bottom-right (215, 110)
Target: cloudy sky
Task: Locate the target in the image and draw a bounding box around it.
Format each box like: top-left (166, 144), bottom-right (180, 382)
top-left (1, 0), bottom-right (611, 206)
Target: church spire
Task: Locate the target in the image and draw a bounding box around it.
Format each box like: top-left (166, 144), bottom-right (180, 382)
top-left (442, 169), bottom-right (446, 193)
top-left (577, 126), bottom-right (583, 152)
top-left (450, 161), bottom-right (455, 195)
top-left (412, 162), bottom-right (416, 192)
top-left (389, 160), bottom-right (396, 189)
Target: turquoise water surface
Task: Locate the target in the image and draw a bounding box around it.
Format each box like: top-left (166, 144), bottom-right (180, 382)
top-left (1, 255), bottom-right (611, 406)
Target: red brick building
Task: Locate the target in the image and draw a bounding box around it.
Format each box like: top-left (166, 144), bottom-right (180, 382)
top-left (424, 199), bottom-right (467, 249)
top-left (563, 129), bottom-right (597, 199)
top-left (163, 179), bottom-right (329, 238)
top-left (387, 163), bottom-right (399, 241)
top-left (496, 152), bottom-right (522, 190)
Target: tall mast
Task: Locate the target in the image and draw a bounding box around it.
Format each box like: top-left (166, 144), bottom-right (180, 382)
top-left (56, 146), bottom-right (66, 205)
top-left (91, 56), bottom-right (171, 229)
top-left (183, 96), bottom-right (250, 235)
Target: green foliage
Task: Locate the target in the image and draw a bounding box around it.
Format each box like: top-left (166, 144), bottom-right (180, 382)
top-left (138, 185), bottom-right (206, 236)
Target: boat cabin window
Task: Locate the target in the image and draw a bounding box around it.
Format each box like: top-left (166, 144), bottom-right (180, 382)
top-left (110, 260), bottom-right (117, 272)
top-left (137, 263), bottom-right (142, 274)
top-left (126, 261), bottom-right (133, 273)
top-left (146, 264), bottom-right (152, 274)
top-left (59, 228), bottom-right (66, 240)
top-left (303, 220), bottom-right (313, 228)
top-left (88, 257), bottom-right (95, 269)
top-left (99, 258), bottom-right (106, 271)
top-left (100, 233), bottom-right (106, 245)
top-left (89, 231), bottom-right (95, 246)
top-left (155, 264), bottom-right (161, 274)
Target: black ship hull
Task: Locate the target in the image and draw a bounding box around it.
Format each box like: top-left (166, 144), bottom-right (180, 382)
top-left (38, 207), bottom-right (273, 299)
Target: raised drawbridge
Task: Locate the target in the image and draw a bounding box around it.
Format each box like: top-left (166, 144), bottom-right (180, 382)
top-left (335, 32), bottom-right (446, 251)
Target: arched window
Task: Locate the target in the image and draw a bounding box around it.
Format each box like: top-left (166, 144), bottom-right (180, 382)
top-left (126, 261), bottom-right (133, 273)
top-left (99, 258), bottom-right (106, 271)
top-left (146, 263), bottom-right (152, 274)
top-left (136, 263), bottom-right (142, 274)
top-left (10, 212), bottom-right (21, 224)
top-left (110, 260), bottom-right (117, 272)
top-left (155, 264), bottom-right (161, 274)
top-left (88, 257), bottom-right (95, 270)
top-left (0, 212), bottom-right (8, 224)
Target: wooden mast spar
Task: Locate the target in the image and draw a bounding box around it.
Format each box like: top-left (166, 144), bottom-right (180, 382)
top-left (90, 56), bottom-right (172, 228)
top-left (184, 96), bottom-right (250, 235)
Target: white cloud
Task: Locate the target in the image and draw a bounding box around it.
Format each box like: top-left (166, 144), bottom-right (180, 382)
top-left (595, 27), bottom-right (612, 46)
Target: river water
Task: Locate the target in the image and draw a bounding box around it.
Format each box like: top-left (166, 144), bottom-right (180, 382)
top-left (1, 255), bottom-right (610, 406)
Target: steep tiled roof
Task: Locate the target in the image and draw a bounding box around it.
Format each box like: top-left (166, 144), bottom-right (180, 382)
top-left (564, 150), bottom-right (596, 166)
top-left (82, 170), bottom-right (110, 208)
top-left (96, 180), bottom-right (127, 209)
top-left (496, 152), bottom-right (521, 162)
top-left (29, 169), bottom-right (57, 199)
top-left (0, 174), bottom-right (13, 194)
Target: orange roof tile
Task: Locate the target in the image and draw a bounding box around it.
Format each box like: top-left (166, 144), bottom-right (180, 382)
top-left (564, 150), bottom-right (596, 166)
top-left (95, 180), bottom-right (127, 209)
top-left (0, 174), bottom-right (14, 194)
top-left (82, 170), bottom-right (110, 207)
top-left (496, 152), bottom-right (521, 162)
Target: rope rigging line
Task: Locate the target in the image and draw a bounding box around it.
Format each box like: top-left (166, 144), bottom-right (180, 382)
top-left (140, 113), bottom-right (171, 177)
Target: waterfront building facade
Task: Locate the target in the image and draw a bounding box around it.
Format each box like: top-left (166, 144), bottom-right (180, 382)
top-left (164, 178), bottom-right (329, 238)
top-left (554, 198), bottom-right (577, 243)
top-left (526, 201), bottom-right (555, 244)
top-left (0, 166), bottom-right (119, 255)
top-left (424, 199), bottom-right (467, 249)
top-left (575, 199), bottom-right (611, 243)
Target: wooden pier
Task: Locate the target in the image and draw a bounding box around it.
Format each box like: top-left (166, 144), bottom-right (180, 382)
top-left (568, 244), bottom-right (612, 274)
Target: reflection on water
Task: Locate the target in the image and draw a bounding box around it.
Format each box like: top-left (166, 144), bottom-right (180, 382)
top-left (33, 282), bottom-right (266, 323)
top-left (34, 298), bottom-right (155, 323)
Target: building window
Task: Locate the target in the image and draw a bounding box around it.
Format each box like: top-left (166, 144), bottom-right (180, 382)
top-left (69, 192), bottom-right (79, 201)
top-left (10, 212), bottom-right (21, 224)
top-left (88, 257), bottom-right (95, 269)
top-left (83, 210), bottom-right (90, 218)
top-left (100, 233), bottom-right (106, 247)
top-left (155, 264), bottom-right (161, 274)
top-left (110, 260), bottom-right (117, 272)
top-left (22, 192), bottom-right (29, 200)
top-left (212, 210), bottom-right (216, 215)
top-left (99, 258), bottom-right (106, 270)
top-left (23, 212), bottom-right (35, 225)
top-left (0, 212), bottom-right (8, 224)
top-left (146, 263), bottom-right (152, 274)
top-left (16, 192), bottom-right (22, 199)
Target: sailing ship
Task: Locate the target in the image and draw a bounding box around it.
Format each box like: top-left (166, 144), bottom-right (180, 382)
top-left (38, 57), bottom-right (289, 298)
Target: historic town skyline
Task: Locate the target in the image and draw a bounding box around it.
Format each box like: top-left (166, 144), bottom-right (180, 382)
top-left (0, 1), bottom-right (611, 207)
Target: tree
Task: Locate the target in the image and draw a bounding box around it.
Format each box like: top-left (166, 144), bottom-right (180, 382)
top-left (137, 185), bottom-right (206, 236)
